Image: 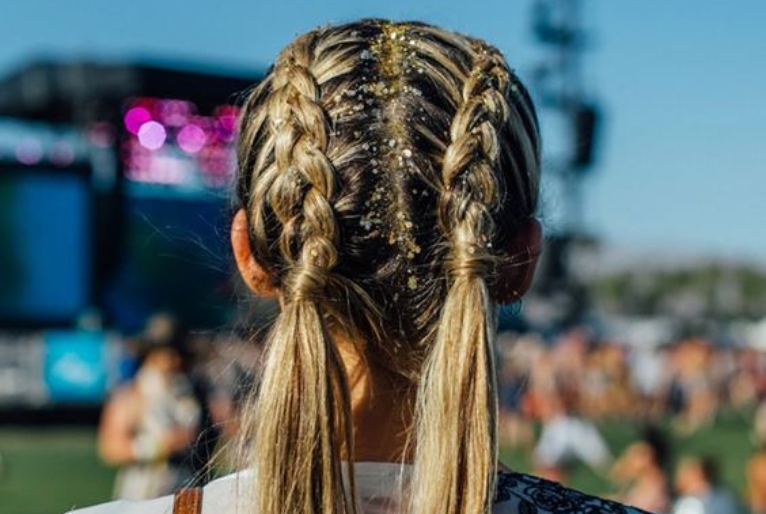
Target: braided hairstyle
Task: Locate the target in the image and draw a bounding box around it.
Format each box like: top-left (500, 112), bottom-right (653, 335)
top-left (236, 20), bottom-right (540, 514)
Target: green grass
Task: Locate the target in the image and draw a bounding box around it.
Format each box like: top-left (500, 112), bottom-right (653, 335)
top-left (0, 427), bottom-right (115, 514)
top-left (0, 412), bottom-right (756, 514)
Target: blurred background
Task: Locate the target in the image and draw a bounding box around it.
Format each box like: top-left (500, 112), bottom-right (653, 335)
top-left (1, 1), bottom-right (765, 513)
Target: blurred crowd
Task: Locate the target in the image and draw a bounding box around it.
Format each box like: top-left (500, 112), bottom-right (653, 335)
top-left (97, 315), bottom-right (766, 514)
top-left (498, 327), bottom-right (766, 440)
top-left (497, 327), bottom-right (766, 514)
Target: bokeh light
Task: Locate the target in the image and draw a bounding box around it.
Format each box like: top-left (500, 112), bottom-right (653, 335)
top-left (123, 106), bottom-right (152, 135)
top-left (214, 106), bottom-right (238, 143)
top-left (177, 124), bottom-right (207, 154)
top-left (49, 141), bottom-right (75, 167)
top-left (160, 99), bottom-right (193, 127)
top-left (87, 122), bottom-right (116, 148)
top-left (15, 138), bottom-right (44, 165)
top-left (137, 121), bottom-right (167, 151)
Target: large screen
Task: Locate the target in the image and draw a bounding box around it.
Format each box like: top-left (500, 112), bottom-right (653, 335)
top-left (102, 189), bottom-right (234, 333)
top-left (0, 167), bottom-right (92, 324)
top-left (0, 95), bottom-right (240, 330)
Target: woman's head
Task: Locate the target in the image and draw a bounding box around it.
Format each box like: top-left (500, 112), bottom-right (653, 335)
top-left (235, 20), bottom-right (540, 369)
top-left (232, 19), bottom-right (541, 514)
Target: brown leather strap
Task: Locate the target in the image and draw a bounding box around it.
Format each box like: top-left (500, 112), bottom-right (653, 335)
top-left (173, 487), bottom-right (203, 514)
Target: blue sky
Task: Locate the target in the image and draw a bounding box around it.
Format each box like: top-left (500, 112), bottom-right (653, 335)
top-left (2, 0), bottom-right (765, 260)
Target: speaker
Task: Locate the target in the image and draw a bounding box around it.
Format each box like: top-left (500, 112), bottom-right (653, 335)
top-left (573, 103), bottom-right (600, 169)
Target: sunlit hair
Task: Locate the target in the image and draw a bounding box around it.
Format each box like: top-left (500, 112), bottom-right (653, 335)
top-left (235, 19), bottom-right (540, 514)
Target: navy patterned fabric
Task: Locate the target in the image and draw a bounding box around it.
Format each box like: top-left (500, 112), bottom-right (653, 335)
top-left (494, 471), bottom-right (653, 514)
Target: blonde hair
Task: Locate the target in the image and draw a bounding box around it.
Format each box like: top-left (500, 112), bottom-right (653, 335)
top-left (235, 19), bottom-right (540, 514)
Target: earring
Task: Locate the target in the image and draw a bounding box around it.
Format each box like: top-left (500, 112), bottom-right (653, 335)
top-left (498, 300), bottom-right (523, 327)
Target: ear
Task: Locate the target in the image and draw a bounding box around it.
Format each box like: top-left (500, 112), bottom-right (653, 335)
top-left (491, 218), bottom-right (543, 305)
top-left (231, 209), bottom-right (278, 298)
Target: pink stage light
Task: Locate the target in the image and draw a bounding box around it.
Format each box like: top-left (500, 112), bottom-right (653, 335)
top-left (160, 99), bottom-right (193, 127)
top-left (124, 106), bottom-right (153, 135)
top-left (177, 124), bottom-right (207, 154)
top-left (88, 122), bottom-right (116, 148)
top-left (16, 139), bottom-right (44, 165)
top-left (50, 142), bottom-right (76, 167)
top-left (214, 107), bottom-right (239, 142)
top-left (137, 121), bottom-right (167, 151)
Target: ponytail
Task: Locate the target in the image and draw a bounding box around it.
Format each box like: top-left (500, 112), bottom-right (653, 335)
top-left (411, 276), bottom-right (498, 514)
top-left (245, 292), bottom-right (356, 514)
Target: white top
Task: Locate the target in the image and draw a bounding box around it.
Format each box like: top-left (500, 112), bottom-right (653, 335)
top-left (65, 462), bottom-right (651, 514)
top-left (533, 415), bottom-right (612, 470)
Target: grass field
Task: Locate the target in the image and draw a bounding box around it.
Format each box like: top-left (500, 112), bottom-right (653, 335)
top-left (0, 412), bottom-right (756, 514)
top-left (0, 427), bottom-right (115, 514)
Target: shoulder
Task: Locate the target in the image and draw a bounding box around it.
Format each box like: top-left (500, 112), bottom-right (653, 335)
top-left (103, 384), bottom-right (140, 409)
top-left (493, 471), bottom-right (654, 514)
top-left (63, 471), bottom-right (252, 514)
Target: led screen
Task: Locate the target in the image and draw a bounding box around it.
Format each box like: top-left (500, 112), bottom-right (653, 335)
top-left (102, 189), bottom-right (234, 333)
top-left (0, 169), bottom-right (91, 323)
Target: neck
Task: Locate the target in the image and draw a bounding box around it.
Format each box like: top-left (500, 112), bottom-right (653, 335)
top-left (335, 334), bottom-right (415, 463)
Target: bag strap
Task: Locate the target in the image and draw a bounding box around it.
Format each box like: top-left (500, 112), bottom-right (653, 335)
top-left (173, 487), bottom-right (204, 514)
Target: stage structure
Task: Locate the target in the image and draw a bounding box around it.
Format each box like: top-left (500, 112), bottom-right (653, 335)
top-left (530, 0), bottom-right (602, 324)
top-left (0, 60), bottom-right (259, 410)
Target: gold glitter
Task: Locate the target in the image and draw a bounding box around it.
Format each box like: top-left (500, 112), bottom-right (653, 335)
top-left (349, 21), bottom-right (423, 274)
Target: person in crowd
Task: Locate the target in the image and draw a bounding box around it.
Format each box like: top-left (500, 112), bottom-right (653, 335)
top-left (672, 455), bottom-right (739, 514)
top-left (96, 316), bottom-right (202, 500)
top-left (532, 382), bottom-right (613, 481)
top-left (754, 399), bottom-right (766, 444)
top-left (610, 426), bottom-right (672, 513)
top-left (672, 338), bottom-right (718, 434)
top-left (70, 19), bottom-right (651, 514)
top-left (496, 332), bottom-right (536, 449)
top-left (746, 447), bottom-right (766, 514)
top-left (577, 339), bottom-right (634, 419)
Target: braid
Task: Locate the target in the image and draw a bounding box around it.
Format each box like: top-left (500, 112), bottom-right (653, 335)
top-left (439, 47), bottom-right (512, 262)
top-left (241, 32), bottom-right (358, 514)
top-left (269, 52), bottom-right (339, 284)
top-left (411, 44), bottom-right (513, 514)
